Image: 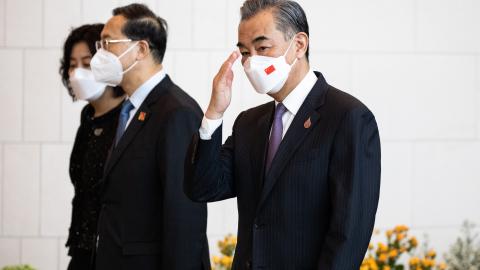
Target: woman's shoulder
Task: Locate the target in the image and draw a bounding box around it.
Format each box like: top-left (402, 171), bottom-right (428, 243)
top-left (79, 103), bottom-right (93, 124)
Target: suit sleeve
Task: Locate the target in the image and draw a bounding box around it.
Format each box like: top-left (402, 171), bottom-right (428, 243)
top-left (318, 107), bottom-right (381, 269)
top-left (183, 113), bottom-right (244, 203)
top-left (69, 104), bottom-right (89, 183)
top-left (159, 108), bottom-right (209, 270)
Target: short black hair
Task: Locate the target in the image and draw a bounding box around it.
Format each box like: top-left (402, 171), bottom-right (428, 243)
top-left (59, 24), bottom-right (124, 100)
top-left (113, 3), bottom-right (168, 64)
top-left (240, 0), bottom-right (309, 60)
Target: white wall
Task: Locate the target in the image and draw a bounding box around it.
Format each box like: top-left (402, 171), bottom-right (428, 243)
top-left (0, 0), bottom-right (479, 268)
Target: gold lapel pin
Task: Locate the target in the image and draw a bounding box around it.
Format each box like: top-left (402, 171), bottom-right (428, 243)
top-left (138, 112), bottom-right (147, 121)
top-left (304, 117), bottom-right (311, 129)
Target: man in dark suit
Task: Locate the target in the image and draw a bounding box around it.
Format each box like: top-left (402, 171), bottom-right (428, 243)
top-left (184, 0), bottom-right (381, 269)
top-left (90, 4), bottom-right (210, 269)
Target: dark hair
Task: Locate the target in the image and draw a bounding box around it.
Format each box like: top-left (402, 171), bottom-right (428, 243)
top-left (59, 24), bottom-right (124, 100)
top-left (240, 0), bottom-right (309, 60)
top-left (113, 3), bottom-right (168, 64)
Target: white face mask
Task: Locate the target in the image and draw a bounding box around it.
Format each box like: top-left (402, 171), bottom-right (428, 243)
top-left (243, 39), bottom-right (298, 94)
top-left (90, 41), bottom-right (139, 86)
top-left (69, 67), bottom-right (107, 101)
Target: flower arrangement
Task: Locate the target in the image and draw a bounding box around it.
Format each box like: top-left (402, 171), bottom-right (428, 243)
top-left (211, 225), bottom-right (452, 270)
top-left (212, 234), bottom-right (237, 270)
top-left (361, 225), bottom-right (446, 270)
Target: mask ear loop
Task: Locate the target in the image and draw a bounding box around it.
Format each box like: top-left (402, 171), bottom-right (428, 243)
top-left (123, 60), bottom-right (138, 74)
top-left (283, 38), bottom-right (298, 67)
top-left (290, 57), bottom-right (298, 67)
top-left (118, 41), bottom-right (139, 58)
top-left (118, 41), bottom-right (140, 74)
top-left (283, 37), bottom-right (296, 57)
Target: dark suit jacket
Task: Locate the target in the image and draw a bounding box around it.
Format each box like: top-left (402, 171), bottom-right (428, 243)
top-left (185, 72), bottom-right (381, 270)
top-left (96, 75), bottom-right (210, 270)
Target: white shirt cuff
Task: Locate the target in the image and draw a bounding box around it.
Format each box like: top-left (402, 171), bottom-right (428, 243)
top-left (199, 116), bottom-right (223, 140)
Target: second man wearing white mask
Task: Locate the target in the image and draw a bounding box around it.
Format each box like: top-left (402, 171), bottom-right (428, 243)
top-left (91, 4), bottom-right (210, 270)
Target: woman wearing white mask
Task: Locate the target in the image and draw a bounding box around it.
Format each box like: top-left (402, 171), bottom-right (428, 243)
top-left (59, 23), bottom-right (125, 270)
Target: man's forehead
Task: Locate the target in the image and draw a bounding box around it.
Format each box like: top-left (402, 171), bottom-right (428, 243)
top-left (238, 11), bottom-right (280, 46)
top-left (101, 15), bottom-right (126, 39)
top-left (238, 16), bottom-right (282, 45)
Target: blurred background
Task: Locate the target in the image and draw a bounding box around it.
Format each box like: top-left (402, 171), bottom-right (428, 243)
top-left (0, 0), bottom-right (479, 269)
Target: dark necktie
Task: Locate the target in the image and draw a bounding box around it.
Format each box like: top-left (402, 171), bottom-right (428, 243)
top-left (265, 103), bottom-right (287, 172)
top-left (115, 99), bottom-right (134, 146)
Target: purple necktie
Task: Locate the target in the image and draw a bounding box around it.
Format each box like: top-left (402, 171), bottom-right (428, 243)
top-left (265, 103), bottom-right (287, 172)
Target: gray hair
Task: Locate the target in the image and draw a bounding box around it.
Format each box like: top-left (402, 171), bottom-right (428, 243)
top-left (240, 0), bottom-right (309, 59)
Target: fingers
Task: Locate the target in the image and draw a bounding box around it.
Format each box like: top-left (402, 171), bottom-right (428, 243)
top-left (218, 51), bottom-right (240, 79)
top-left (226, 50), bottom-right (240, 66)
top-left (226, 69), bottom-right (234, 86)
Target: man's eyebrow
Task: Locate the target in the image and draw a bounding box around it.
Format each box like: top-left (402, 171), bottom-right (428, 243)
top-left (252, 35), bottom-right (269, 44)
top-left (236, 36), bottom-right (270, 48)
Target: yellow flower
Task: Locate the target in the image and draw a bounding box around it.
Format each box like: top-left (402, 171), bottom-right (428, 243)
top-left (427, 249), bottom-right (436, 259)
top-left (378, 254), bottom-right (388, 263)
top-left (367, 258), bottom-right (377, 267)
top-left (220, 255), bottom-right (233, 267)
top-left (396, 233), bottom-right (405, 242)
top-left (388, 249), bottom-right (398, 258)
top-left (394, 225), bottom-right (409, 233)
top-left (378, 243), bottom-right (388, 253)
top-left (212, 256), bottom-right (221, 264)
top-left (368, 243), bottom-right (374, 250)
top-left (383, 266), bottom-right (391, 270)
top-left (438, 262), bottom-right (447, 270)
top-left (361, 259), bottom-right (370, 269)
top-left (409, 256), bottom-right (420, 266)
top-left (409, 236), bottom-right (418, 247)
top-left (422, 258), bottom-right (435, 267)
top-left (367, 258), bottom-right (378, 270)
top-left (386, 230), bottom-right (393, 238)
top-left (229, 238), bottom-right (237, 246)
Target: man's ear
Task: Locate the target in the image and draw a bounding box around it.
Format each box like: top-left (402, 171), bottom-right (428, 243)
top-left (136, 40), bottom-right (150, 60)
top-left (294, 32), bottom-right (309, 60)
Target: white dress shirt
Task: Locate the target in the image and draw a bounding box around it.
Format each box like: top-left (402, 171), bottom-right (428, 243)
top-left (124, 69), bottom-right (166, 129)
top-left (199, 68), bottom-right (318, 140)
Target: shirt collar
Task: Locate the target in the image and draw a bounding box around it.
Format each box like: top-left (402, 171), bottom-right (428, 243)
top-left (275, 68), bottom-right (317, 115)
top-left (128, 69), bottom-right (166, 109)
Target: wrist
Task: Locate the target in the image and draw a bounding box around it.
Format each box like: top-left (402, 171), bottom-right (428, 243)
top-left (205, 107), bottom-right (224, 120)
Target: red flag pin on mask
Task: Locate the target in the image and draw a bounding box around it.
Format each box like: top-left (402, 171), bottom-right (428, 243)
top-left (138, 112), bottom-right (146, 121)
top-left (264, 64), bottom-right (276, 75)
top-left (304, 117), bottom-right (311, 129)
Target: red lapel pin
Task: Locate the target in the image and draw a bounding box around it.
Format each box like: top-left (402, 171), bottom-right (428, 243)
top-left (304, 117), bottom-right (311, 129)
top-left (138, 112), bottom-right (147, 121)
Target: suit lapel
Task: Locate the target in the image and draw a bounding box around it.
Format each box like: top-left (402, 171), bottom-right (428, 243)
top-left (249, 102), bottom-right (275, 203)
top-left (103, 106), bottom-right (151, 177)
top-left (256, 72), bottom-right (329, 213)
top-left (102, 75), bottom-right (172, 179)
